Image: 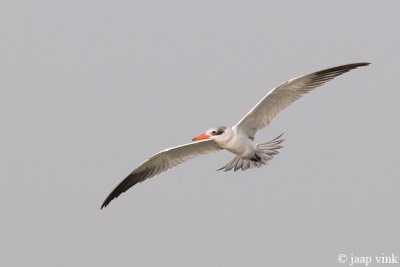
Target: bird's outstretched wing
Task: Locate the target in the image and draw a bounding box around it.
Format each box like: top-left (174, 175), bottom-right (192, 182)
top-left (101, 139), bottom-right (221, 209)
top-left (234, 62), bottom-right (370, 139)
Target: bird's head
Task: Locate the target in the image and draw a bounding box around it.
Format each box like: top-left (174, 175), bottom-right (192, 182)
top-left (192, 126), bottom-right (230, 142)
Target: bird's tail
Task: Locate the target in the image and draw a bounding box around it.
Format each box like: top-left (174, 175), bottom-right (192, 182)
top-left (217, 133), bottom-right (284, 172)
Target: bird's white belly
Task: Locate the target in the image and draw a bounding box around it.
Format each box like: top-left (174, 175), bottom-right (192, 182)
top-left (220, 135), bottom-right (255, 159)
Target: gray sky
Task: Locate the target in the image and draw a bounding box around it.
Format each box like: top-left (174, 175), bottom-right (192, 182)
top-left (1, 1), bottom-right (399, 266)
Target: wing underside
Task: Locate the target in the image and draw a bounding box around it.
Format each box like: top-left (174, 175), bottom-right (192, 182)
top-left (234, 62), bottom-right (370, 139)
top-left (101, 139), bottom-right (221, 208)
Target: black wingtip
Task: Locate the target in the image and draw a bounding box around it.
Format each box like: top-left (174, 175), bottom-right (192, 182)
top-left (100, 185), bottom-right (124, 210)
top-left (100, 182), bottom-right (127, 210)
top-left (344, 62), bottom-right (371, 67)
top-left (355, 62), bottom-right (371, 66)
top-left (315, 62), bottom-right (371, 75)
top-left (100, 169), bottom-right (149, 209)
top-left (100, 197), bottom-right (112, 210)
top-left (354, 62), bottom-right (371, 67)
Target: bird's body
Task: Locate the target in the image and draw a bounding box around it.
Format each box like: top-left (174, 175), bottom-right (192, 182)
top-left (101, 62), bottom-right (370, 209)
top-left (212, 127), bottom-right (254, 158)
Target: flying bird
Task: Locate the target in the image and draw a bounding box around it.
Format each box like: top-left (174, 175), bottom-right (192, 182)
top-left (101, 62), bottom-right (370, 208)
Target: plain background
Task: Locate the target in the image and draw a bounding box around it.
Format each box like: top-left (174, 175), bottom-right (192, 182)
top-left (1, 1), bottom-right (399, 266)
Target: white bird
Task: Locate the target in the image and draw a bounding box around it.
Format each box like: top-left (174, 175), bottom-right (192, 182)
top-left (101, 62), bottom-right (370, 208)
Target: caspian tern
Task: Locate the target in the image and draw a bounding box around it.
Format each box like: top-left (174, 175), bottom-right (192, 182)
top-left (101, 62), bottom-right (370, 208)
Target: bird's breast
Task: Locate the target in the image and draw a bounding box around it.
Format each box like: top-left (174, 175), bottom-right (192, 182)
top-left (218, 134), bottom-right (255, 159)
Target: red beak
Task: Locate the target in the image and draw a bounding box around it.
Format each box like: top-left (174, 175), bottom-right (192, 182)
top-left (192, 132), bottom-right (210, 141)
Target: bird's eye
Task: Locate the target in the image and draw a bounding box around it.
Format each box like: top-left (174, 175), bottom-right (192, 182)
top-left (216, 130), bottom-right (224, 135)
top-left (211, 131), bottom-right (216, 135)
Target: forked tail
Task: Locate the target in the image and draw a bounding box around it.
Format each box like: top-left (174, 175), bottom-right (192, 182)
top-left (217, 133), bottom-right (284, 172)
